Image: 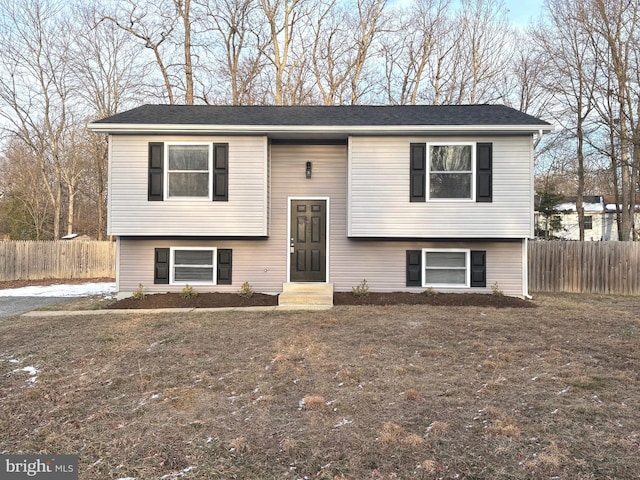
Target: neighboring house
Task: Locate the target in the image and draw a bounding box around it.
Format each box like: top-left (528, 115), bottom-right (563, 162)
top-left (89, 105), bottom-right (551, 298)
top-left (535, 195), bottom-right (640, 241)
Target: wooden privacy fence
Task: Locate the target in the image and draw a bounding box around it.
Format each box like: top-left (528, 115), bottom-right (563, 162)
top-left (0, 241), bottom-right (116, 281)
top-left (528, 241), bottom-right (640, 295)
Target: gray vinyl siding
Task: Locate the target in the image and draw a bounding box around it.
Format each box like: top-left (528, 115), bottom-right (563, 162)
top-left (118, 144), bottom-right (525, 297)
top-left (348, 136), bottom-right (534, 238)
top-left (331, 239), bottom-right (523, 296)
top-left (108, 135), bottom-right (268, 236)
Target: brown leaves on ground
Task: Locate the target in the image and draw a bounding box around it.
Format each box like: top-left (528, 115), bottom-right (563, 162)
top-left (0, 293), bottom-right (638, 479)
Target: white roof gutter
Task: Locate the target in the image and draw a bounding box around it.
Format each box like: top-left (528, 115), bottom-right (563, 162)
top-left (533, 128), bottom-right (547, 149)
top-left (88, 122), bottom-right (553, 135)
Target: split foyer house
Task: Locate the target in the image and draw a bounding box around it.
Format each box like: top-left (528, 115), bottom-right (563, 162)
top-left (89, 105), bottom-right (551, 299)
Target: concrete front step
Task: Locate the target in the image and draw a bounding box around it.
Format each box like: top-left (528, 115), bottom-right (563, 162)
top-left (278, 283), bottom-right (334, 307)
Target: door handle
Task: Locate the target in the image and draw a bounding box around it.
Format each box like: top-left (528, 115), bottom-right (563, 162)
top-left (290, 237), bottom-right (295, 254)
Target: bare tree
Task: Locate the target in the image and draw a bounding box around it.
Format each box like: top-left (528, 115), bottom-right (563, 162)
top-left (71, 4), bottom-right (146, 238)
top-left (500, 33), bottom-right (552, 117)
top-left (586, 0), bottom-right (640, 240)
top-left (347, 0), bottom-right (388, 104)
top-left (199, 0), bottom-right (265, 104)
top-left (535, 0), bottom-right (597, 241)
top-left (381, 0), bottom-right (450, 105)
top-left (309, 0), bottom-right (348, 105)
top-left (453, 0), bottom-right (511, 104)
top-left (175, 0), bottom-right (194, 104)
top-left (99, 0), bottom-right (180, 103)
top-left (0, 0), bottom-right (73, 238)
top-left (258, 0), bottom-right (306, 105)
top-left (0, 138), bottom-right (53, 239)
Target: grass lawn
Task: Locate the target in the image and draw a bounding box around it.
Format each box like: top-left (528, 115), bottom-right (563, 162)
top-left (1, 294), bottom-right (638, 479)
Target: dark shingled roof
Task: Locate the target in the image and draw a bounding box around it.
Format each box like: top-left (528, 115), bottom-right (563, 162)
top-left (94, 104), bottom-right (550, 127)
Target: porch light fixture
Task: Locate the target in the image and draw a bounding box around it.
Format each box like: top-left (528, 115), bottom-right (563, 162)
top-left (305, 161), bottom-right (312, 178)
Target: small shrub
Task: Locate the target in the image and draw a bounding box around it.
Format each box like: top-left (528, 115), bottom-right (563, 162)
top-left (131, 283), bottom-right (145, 300)
top-left (491, 282), bottom-right (504, 296)
top-left (229, 436), bottom-right (249, 453)
top-left (237, 281), bottom-right (254, 298)
top-left (380, 422), bottom-right (403, 443)
top-left (180, 284), bottom-right (198, 299)
top-left (425, 421), bottom-right (449, 437)
top-left (352, 278), bottom-right (369, 297)
top-left (403, 389), bottom-right (421, 401)
top-left (423, 287), bottom-right (439, 296)
top-left (402, 434), bottom-right (427, 446)
top-left (300, 395), bottom-right (326, 411)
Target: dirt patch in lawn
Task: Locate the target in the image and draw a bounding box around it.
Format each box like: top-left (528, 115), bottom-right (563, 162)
top-left (2, 294), bottom-right (637, 479)
top-left (109, 291), bottom-right (533, 309)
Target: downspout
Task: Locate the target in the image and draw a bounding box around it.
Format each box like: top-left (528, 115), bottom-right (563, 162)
top-left (525, 130), bottom-right (545, 300)
top-left (523, 238), bottom-right (531, 299)
top-left (534, 129), bottom-right (545, 149)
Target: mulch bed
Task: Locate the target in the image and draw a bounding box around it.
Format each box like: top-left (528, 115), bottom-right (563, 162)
top-left (108, 291), bottom-right (534, 309)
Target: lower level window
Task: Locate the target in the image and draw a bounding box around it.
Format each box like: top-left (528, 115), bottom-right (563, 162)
top-left (423, 249), bottom-right (470, 288)
top-left (170, 247), bottom-right (216, 284)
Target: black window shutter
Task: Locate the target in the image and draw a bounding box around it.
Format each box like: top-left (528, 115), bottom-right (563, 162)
top-left (213, 143), bottom-right (228, 201)
top-left (217, 249), bottom-right (232, 285)
top-left (470, 250), bottom-right (486, 287)
top-left (406, 250), bottom-right (422, 286)
top-left (154, 248), bottom-right (170, 284)
top-left (410, 143), bottom-right (426, 202)
top-left (476, 143), bottom-right (492, 202)
top-left (148, 142), bottom-right (164, 201)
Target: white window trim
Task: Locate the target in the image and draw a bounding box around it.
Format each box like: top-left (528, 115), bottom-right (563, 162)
top-left (169, 246), bottom-right (217, 285)
top-left (422, 248), bottom-right (470, 288)
top-left (426, 142), bottom-right (476, 202)
top-left (164, 142), bottom-right (213, 201)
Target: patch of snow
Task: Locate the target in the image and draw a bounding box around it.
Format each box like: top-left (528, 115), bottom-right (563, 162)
top-left (9, 358), bottom-right (19, 363)
top-left (0, 282), bottom-right (116, 298)
top-left (13, 366), bottom-right (38, 376)
top-left (160, 466), bottom-right (196, 478)
top-left (333, 418), bottom-right (352, 428)
top-left (556, 201), bottom-right (604, 212)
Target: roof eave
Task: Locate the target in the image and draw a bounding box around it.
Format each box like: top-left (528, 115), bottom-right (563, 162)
top-left (87, 123), bottom-right (553, 135)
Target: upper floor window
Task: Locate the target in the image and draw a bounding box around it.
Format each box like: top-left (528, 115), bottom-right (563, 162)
top-left (428, 144), bottom-right (474, 200)
top-left (410, 142), bottom-right (490, 203)
top-left (166, 144), bottom-right (212, 199)
top-left (148, 141), bottom-right (228, 202)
